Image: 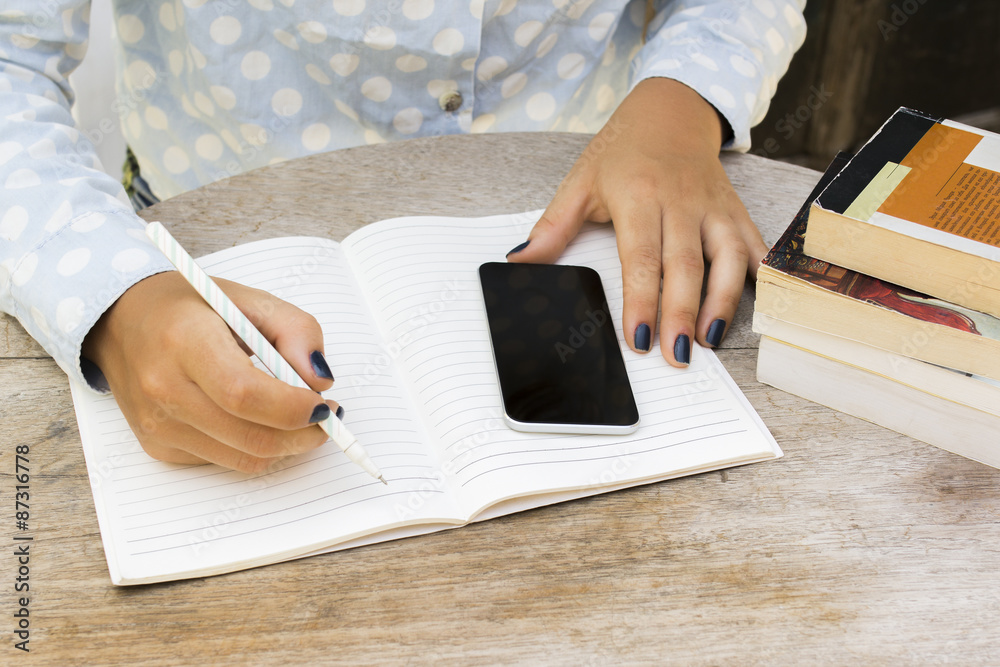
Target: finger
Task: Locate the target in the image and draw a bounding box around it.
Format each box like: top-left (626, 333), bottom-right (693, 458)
top-left (179, 327), bottom-right (339, 433)
top-left (659, 208), bottom-right (705, 367)
top-left (743, 225), bottom-right (770, 280)
top-left (697, 217), bottom-right (750, 348)
top-left (141, 420), bottom-right (288, 475)
top-left (218, 278), bottom-right (335, 391)
top-left (142, 373), bottom-right (333, 461)
top-left (122, 373), bottom-right (329, 469)
top-left (726, 195), bottom-right (769, 279)
top-left (607, 195), bottom-right (663, 354)
top-left (506, 178), bottom-right (590, 263)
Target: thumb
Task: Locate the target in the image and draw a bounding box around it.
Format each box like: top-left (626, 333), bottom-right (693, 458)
top-left (506, 186), bottom-right (590, 264)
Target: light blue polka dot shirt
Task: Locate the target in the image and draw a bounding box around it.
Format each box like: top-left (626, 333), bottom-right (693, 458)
top-left (0, 0), bottom-right (806, 388)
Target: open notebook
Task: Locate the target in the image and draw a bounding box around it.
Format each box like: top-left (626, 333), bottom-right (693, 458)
top-left (70, 211), bottom-right (781, 585)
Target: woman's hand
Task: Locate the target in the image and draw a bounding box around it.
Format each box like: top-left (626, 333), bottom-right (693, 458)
top-left (82, 272), bottom-right (338, 473)
top-left (507, 77), bottom-right (768, 366)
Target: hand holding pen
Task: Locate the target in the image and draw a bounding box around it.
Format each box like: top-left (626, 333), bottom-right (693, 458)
top-left (144, 222), bottom-right (385, 482)
top-left (81, 223), bottom-right (384, 482)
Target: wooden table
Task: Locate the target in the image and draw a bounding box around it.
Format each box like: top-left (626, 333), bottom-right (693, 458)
top-left (3, 133), bottom-right (998, 665)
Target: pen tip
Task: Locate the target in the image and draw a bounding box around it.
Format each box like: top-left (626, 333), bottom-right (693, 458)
top-left (379, 476), bottom-right (388, 485)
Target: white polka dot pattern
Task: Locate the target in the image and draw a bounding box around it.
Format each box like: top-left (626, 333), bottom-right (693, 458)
top-left (301, 123), bottom-right (331, 151)
top-left (209, 16), bottom-right (242, 45)
top-left (0, 0), bottom-right (806, 389)
top-left (330, 53), bottom-right (360, 77)
top-left (0, 206), bottom-right (28, 242)
top-left (56, 247), bottom-right (90, 277)
top-left (240, 51), bottom-right (271, 80)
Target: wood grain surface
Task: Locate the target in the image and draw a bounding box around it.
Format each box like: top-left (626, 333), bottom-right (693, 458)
top-left (2, 133), bottom-right (997, 665)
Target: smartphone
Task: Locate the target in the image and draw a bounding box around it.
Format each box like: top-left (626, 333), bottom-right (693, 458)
top-left (478, 262), bottom-right (640, 435)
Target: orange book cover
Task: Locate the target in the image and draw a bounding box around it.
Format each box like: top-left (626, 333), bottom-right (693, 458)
top-left (877, 124), bottom-right (1000, 247)
top-left (812, 107), bottom-right (1000, 259)
top-left (762, 154), bottom-right (1000, 344)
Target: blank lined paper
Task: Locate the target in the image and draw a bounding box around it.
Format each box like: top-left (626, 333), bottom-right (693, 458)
top-left (343, 215), bottom-right (778, 516)
top-left (72, 238), bottom-right (462, 584)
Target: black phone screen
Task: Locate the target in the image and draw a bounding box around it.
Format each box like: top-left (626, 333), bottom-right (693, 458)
top-left (478, 262), bottom-right (639, 431)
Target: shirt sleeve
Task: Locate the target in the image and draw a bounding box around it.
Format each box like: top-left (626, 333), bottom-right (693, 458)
top-left (0, 0), bottom-right (174, 390)
top-left (632, 0), bottom-right (808, 151)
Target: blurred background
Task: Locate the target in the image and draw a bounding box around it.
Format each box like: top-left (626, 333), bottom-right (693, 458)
top-left (751, 0), bottom-right (1000, 170)
top-left (68, 0), bottom-right (123, 178)
top-left (72, 0), bottom-right (1000, 179)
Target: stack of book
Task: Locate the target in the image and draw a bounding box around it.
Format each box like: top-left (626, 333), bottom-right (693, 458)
top-left (753, 107), bottom-right (1000, 468)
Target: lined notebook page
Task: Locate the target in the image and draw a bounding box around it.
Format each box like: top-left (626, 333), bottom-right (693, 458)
top-left (72, 238), bottom-right (463, 585)
top-left (342, 213), bottom-right (780, 518)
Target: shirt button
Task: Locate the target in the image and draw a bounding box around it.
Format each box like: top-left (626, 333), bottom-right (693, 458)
top-left (438, 91), bottom-right (463, 113)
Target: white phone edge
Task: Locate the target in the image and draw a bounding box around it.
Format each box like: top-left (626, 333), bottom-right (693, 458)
top-left (502, 411), bottom-right (640, 436)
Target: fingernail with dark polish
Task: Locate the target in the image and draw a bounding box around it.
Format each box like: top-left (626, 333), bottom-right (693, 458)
top-left (706, 318), bottom-right (727, 348)
top-left (310, 350), bottom-right (334, 381)
top-left (336, 405), bottom-right (345, 421)
top-left (674, 334), bottom-right (691, 365)
top-left (506, 240), bottom-right (530, 257)
top-left (634, 323), bottom-right (651, 352)
top-left (310, 404), bottom-right (331, 423)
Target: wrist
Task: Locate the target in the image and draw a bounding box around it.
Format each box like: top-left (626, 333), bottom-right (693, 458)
top-left (627, 77), bottom-right (727, 152)
top-left (81, 271), bottom-right (177, 367)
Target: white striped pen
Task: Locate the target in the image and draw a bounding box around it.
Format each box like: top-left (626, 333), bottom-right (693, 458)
top-left (145, 221), bottom-right (386, 484)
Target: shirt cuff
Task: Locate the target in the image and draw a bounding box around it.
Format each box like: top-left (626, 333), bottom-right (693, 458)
top-left (6, 210), bottom-right (174, 391)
